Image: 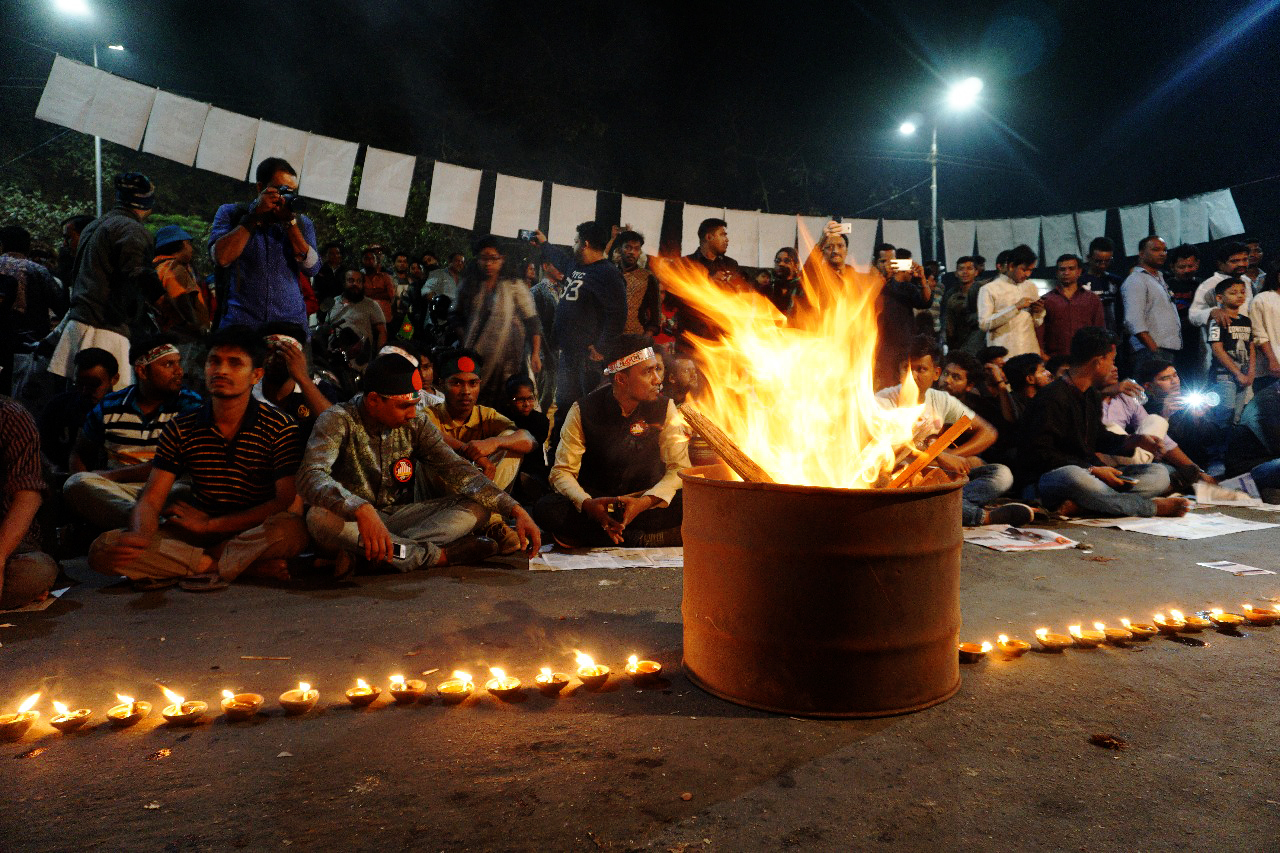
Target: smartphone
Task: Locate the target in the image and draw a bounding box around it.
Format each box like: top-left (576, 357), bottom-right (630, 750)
top-left (1116, 476), bottom-right (1137, 488)
top-left (835, 222), bottom-right (852, 235)
top-left (391, 543), bottom-right (409, 560)
top-left (518, 228), bottom-right (537, 242)
top-left (607, 501), bottom-right (625, 522)
top-left (891, 259), bottom-right (912, 272)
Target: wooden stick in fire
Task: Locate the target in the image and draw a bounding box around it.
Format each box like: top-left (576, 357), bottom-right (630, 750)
top-left (888, 415), bottom-right (972, 488)
top-left (677, 402), bottom-right (776, 484)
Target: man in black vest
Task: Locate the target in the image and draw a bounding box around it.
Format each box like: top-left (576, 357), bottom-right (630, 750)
top-left (534, 335), bottom-right (690, 547)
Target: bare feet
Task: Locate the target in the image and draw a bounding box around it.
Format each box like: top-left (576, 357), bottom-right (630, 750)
top-left (242, 558), bottom-right (291, 582)
top-left (1154, 496), bottom-right (1191, 517)
top-left (1055, 500), bottom-right (1081, 518)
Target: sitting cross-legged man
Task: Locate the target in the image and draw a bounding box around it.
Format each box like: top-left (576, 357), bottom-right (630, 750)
top-left (0, 397), bottom-right (58, 609)
top-left (877, 335), bottom-right (1033, 527)
top-left (64, 334), bottom-right (203, 531)
top-left (298, 353), bottom-right (540, 574)
top-left (534, 335), bottom-right (690, 547)
top-left (1017, 326), bottom-right (1190, 518)
top-left (87, 326), bottom-right (311, 588)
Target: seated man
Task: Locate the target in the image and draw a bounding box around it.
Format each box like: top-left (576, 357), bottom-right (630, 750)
top-left (1018, 327), bottom-right (1189, 518)
top-left (1140, 358), bottom-right (1221, 471)
top-left (88, 326), bottom-right (310, 587)
top-left (256, 322), bottom-right (336, 439)
top-left (1225, 381), bottom-right (1280, 500)
top-left (298, 353), bottom-right (539, 573)
top-left (938, 350), bottom-right (1017, 467)
top-left (877, 336), bottom-right (1032, 527)
top-left (1100, 380), bottom-right (1212, 493)
top-left (425, 349), bottom-right (534, 492)
top-left (534, 335), bottom-right (690, 547)
top-left (39, 347), bottom-right (118, 476)
top-left (0, 398), bottom-right (57, 609)
top-left (64, 335), bottom-right (203, 531)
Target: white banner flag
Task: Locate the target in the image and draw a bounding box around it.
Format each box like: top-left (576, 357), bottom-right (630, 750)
top-left (251, 121), bottom-right (310, 182)
top-left (1118, 204), bottom-right (1151, 256)
top-left (298, 134), bottom-right (358, 204)
top-left (619, 196), bottom-right (666, 252)
top-left (975, 219), bottom-right (1015, 261)
top-left (757, 213), bottom-right (796, 268)
top-left (549, 184), bottom-right (597, 246)
top-left (194, 108), bottom-right (259, 181)
top-left (942, 220), bottom-right (976, 270)
top-left (491, 174), bottom-right (543, 239)
top-left (845, 219), bottom-right (878, 272)
top-left (1179, 196), bottom-right (1209, 245)
top-left (426, 161), bottom-right (481, 229)
top-left (1204, 189), bottom-right (1245, 240)
top-left (357, 147), bottom-right (416, 218)
top-left (1150, 199), bottom-right (1181, 245)
top-left (82, 73), bottom-right (155, 150)
top-left (1041, 213), bottom-right (1080, 261)
top-left (797, 216), bottom-right (828, 254)
top-left (882, 220), bottom-right (922, 261)
top-left (1010, 217), bottom-right (1041, 256)
top-left (1074, 209), bottom-right (1107, 253)
top-left (682, 204), bottom-right (725, 256)
top-left (142, 90), bottom-right (209, 166)
top-left (35, 56), bottom-right (104, 133)
top-left (723, 208), bottom-right (761, 266)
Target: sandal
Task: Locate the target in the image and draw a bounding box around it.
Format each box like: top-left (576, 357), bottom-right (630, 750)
top-left (179, 574), bottom-right (229, 592)
top-left (131, 577), bottom-right (178, 592)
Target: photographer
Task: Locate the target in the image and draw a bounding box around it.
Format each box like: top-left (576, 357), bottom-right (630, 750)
top-left (210, 157), bottom-right (321, 332)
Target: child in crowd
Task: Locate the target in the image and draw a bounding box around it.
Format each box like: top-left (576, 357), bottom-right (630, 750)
top-left (1206, 277), bottom-right (1254, 472)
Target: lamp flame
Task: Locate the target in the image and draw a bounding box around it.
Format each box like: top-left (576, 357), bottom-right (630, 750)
top-left (1154, 612), bottom-right (1166, 623)
top-left (451, 671), bottom-right (472, 686)
top-left (52, 700), bottom-right (70, 716)
top-left (627, 654), bottom-right (639, 668)
top-left (997, 634), bottom-right (1010, 644)
top-left (489, 667), bottom-right (506, 681)
top-left (159, 685), bottom-right (184, 706)
top-left (390, 674), bottom-right (405, 687)
top-left (1170, 609), bottom-right (1186, 621)
top-left (1242, 604), bottom-right (1254, 612)
top-left (1034, 628), bottom-right (1049, 639)
top-left (1120, 618), bottom-right (1133, 628)
top-left (539, 667), bottom-right (553, 679)
top-left (354, 678), bottom-right (369, 690)
top-left (574, 651), bottom-right (596, 671)
top-left (1068, 625), bottom-right (1083, 638)
top-left (979, 641), bottom-right (992, 653)
top-left (17, 692), bottom-right (40, 714)
top-left (298, 682), bottom-right (311, 694)
top-left (116, 693), bottom-right (134, 705)
top-left (1210, 609), bottom-right (1224, 618)
top-left (221, 690), bottom-right (235, 700)
top-left (1093, 622), bottom-right (1107, 631)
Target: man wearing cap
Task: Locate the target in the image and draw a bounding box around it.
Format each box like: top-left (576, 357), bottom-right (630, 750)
top-left (49, 171), bottom-right (162, 390)
top-left (534, 334), bottom-right (690, 547)
top-left (64, 333), bottom-right (203, 531)
top-left (298, 353), bottom-right (541, 572)
top-left (88, 325), bottom-right (311, 587)
top-left (425, 348), bottom-right (535, 493)
top-left (152, 224), bottom-right (210, 340)
top-left (256, 322), bottom-right (337, 440)
top-left (210, 157), bottom-right (321, 332)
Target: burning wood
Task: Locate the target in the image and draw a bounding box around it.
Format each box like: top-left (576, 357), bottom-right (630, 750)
top-left (889, 415), bottom-right (972, 488)
top-left (677, 402), bottom-right (774, 484)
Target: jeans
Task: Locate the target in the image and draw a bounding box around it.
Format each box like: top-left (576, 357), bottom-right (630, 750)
top-left (307, 496), bottom-right (488, 571)
top-left (1037, 463), bottom-right (1170, 517)
top-left (961, 463), bottom-right (1014, 526)
top-left (550, 348), bottom-right (604, 453)
top-left (1207, 375), bottom-right (1248, 465)
top-left (1250, 458), bottom-right (1280, 490)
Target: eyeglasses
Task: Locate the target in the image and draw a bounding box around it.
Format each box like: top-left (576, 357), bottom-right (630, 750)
top-left (512, 395), bottom-right (536, 403)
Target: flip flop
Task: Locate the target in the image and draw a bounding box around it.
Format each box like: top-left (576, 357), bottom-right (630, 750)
top-left (131, 577), bottom-right (178, 592)
top-left (179, 574), bottom-right (229, 592)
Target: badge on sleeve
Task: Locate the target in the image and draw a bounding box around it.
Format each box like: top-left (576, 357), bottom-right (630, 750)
top-left (297, 404), bottom-right (310, 419)
top-left (629, 421), bottom-right (646, 436)
top-left (392, 457), bottom-right (414, 482)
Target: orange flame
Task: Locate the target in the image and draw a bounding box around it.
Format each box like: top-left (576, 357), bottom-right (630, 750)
top-left (1169, 609), bottom-right (1186, 621)
top-left (489, 667), bottom-right (506, 682)
top-left (221, 689), bottom-right (235, 700)
top-left (574, 651), bottom-right (596, 671)
top-left (159, 685), bottom-right (183, 706)
top-left (627, 654), bottom-right (639, 669)
top-left (17, 692), bottom-right (40, 714)
top-left (539, 667), bottom-right (553, 679)
top-left (52, 700), bottom-right (70, 716)
top-left (298, 682), bottom-right (311, 694)
top-left (655, 229), bottom-right (924, 488)
top-left (390, 674), bottom-right (405, 687)
top-left (997, 634), bottom-right (1010, 644)
top-left (450, 671), bottom-right (473, 686)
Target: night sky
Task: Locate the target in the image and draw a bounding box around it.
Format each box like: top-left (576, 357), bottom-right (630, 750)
top-left (3, 0), bottom-right (1279, 229)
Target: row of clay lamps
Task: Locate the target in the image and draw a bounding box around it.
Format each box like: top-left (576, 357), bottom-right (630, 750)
top-left (958, 606), bottom-right (1278, 663)
top-left (0, 654), bottom-right (665, 741)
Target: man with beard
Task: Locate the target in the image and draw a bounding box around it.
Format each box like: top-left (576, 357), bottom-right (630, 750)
top-left (256, 322), bottom-right (336, 439)
top-left (616, 230), bottom-right (661, 336)
top-left (64, 335), bottom-right (203, 531)
top-left (764, 247), bottom-right (802, 316)
top-left (323, 269), bottom-right (387, 370)
top-left (88, 326), bottom-right (310, 587)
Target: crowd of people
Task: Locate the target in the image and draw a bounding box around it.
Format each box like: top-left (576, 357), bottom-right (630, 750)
top-left (2, 160), bottom-right (1277, 610)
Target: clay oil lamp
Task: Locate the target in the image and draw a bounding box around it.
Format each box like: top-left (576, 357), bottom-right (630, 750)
top-left (388, 674), bottom-right (427, 705)
top-left (625, 654), bottom-right (665, 683)
top-left (1209, 609), bottom-right (1246, 630)
top-left (534, 667), bottom-right (570, 696)
top-left (49, 700), bottom-right (91, 733)
top-left (1120, 618), bottom-right (1157, 641)
top-left (1173, 610), bottom-right (1210, 632)
top-left (0, 692), bottom-right (42, 741)
top-left (1241, 604), bottom-right (1279, 627)
top-left (436, 671), bottom-right (474, 705)
top-left (484, 667), bottom-right (523, 700)
top-left (106, 693), bottom-right (151, 728)
top-left (344, 678), bottom-right (380, 708)
top-left (1095, 622), bottom-right (1132, 645)
top-left (279, 682), bottom-right (318, 715)
top-left (996, 634), bottom-right (1031, 659)
top-left (220, 690), bottom-right (264, 722)
top-left (1153, 612), bottom-right (1185, 635)
top-left (574, 651), bottom-right (610, 689)
top-left (1068, 625), bottom-right (1105, 648)
top-left (957, 641), bottom-right (992, 663)
top-left (1034, 628), bottom-right (1073, 653)
top-left (159, 686), bottom-right (207, 727)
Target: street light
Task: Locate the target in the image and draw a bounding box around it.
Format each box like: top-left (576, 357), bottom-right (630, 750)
top-left (52, 0), bottom-right (117, 216)
top-left (898, 77), bottom-right (984, 264)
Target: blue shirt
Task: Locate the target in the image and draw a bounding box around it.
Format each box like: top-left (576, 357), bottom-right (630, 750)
top-left (209, 204), bottom-right (321, 330)
top-left (543, 245), bottom-right (626, 355)
top-left (81, 385), bottom-right (205, 469)
top-left (1121, 267), bottom-right (1182, 352)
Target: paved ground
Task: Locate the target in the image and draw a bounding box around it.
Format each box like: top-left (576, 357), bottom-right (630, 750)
top-left (3, 507), bottom-right (1280, 852)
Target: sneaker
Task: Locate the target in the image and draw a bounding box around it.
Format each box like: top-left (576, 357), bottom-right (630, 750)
top-left (439, 535), bottom-right (499, 567)
top-left (985, 503), bottom-right (1035, 527)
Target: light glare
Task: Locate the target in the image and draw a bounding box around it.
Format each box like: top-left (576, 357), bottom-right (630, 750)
top-left (107, 44), bottom-right (124, 51)
top-left (54, 0), bottom-right (92, 17)
top-left (898, 121), bottom-right (917, 136)
top-left (946, 76), bottom-right (983, 110)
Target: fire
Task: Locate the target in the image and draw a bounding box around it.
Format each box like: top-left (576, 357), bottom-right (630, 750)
top-left (1210, 609), bottom-right (1224, 618)
top-left (997, 634), bottom-right (1009, 644)
top-left (17, 692), bottom-right (40, 714)
top-left (1242, 604), bottom-right (1254, 612)
top-left (539, 667), bottom-right (553, 679)
top-left (450, 671), bottom-right (473, 686)
top-left (1120, 618), bottom-right (1133, 628)
top-left (979, 641), bottom-right (993, 653)
top-left (627, 654), bottom-right (639, 669)
top-left (1068, 625), bottom-right (1083, 638)
top-left (1169, 609), bottom-right (1186, 621)
top-left (160, 685), bottom-right (184, 706)
top-left (221, 690), bottom-right (235, 700)
top-left (655, 232), bottom-right (925, 489)
top-left (574, 651), bottom-right (596, 671)
top-left (1034, 628), bottom-right (1049, 639)
top-left (52, 700), bottom-right (69, 716)
top-left (390, 674), bottom-right (405, 687)
top-left (116, 693), bottom-right (134, 706)
top-left (298, 682), bottom-right (311, 694)
top-left (354, 678), bottom-right (370, 690)
top-left (1093, 622), bottom-right (1107, 631)
top-left (489, 667), bottom-right (506, 682)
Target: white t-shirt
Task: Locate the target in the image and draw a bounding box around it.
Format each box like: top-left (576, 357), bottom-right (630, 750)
top-left (977, 274), bottom-right (1042, 357)
top-left (875, 385), bottom-right (975, 447)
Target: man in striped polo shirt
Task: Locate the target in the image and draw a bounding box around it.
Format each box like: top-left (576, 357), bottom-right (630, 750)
top-left (64, 334), bottom-right (203, 531)
top-left (88, 326), bottom-right (310, 587)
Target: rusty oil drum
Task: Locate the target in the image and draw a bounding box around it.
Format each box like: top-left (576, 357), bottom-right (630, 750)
top-left (679, 464), bottom-right (964, 718)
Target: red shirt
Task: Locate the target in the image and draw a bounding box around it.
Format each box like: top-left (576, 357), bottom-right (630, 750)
top-left (1040, 286), bottom-right (1104, 358)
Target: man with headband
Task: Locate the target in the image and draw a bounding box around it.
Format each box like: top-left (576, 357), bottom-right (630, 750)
top-left (64, 334), bottom-right (203, 532)
top-left (256, 322), bottom-right (337, 439)
top-left (534, 334), bottom-right (690, 547)
top-left (299, 353), bottom-right (540, 573)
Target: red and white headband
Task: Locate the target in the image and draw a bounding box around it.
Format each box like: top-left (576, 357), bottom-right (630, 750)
top-left (134, 343), bottom-right (180, 367)
top-left (603, 347), bottom-right (655, 375)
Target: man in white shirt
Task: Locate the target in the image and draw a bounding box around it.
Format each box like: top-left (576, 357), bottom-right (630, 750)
top-left (977, 244), bottom-right (1044, 358)
top-left (1190, 242), bottom-right (1252, 328)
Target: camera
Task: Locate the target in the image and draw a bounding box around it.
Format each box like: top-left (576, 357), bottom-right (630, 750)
top-left (518, 228), bottom-right (538, 242)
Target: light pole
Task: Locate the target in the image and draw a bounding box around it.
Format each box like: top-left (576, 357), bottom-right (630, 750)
top-left (53, 0), bottom-right (122, 217)
top-left (898, 77), bottom-right (983, 264)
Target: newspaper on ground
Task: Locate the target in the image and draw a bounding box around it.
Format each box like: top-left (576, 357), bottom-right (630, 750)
top-left (964, 526), bottom-right (1080, 552)
top-left (1198, 559), bottom-right (1275, 576)
top-left (1068, 512), bottom-right (1279, 539)
top-left (1193, 480), bottom-right (1259, 507)
top-left (0, 587), bottom-right (68, 614)
top-left (529, 546), bottom-right (683, 571)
